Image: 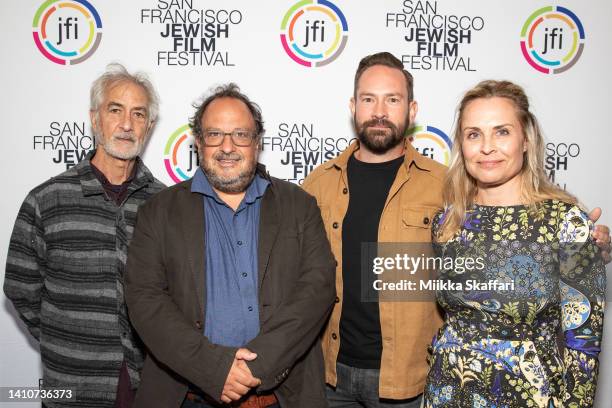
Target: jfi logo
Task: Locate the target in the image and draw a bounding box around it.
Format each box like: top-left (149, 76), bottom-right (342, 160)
top-left (57, 17), bottom-right (79, 45)
top-left (303, 20), bottom-right (325, 47)
top-left (542, 27), bottom-right (563, 54)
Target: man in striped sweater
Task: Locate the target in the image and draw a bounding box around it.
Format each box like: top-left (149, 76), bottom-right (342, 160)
top-left (4, 63), bottom-right (165, 408)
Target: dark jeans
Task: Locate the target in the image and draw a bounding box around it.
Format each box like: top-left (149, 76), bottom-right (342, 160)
top-left (326, 363), bottom-right (422, 408)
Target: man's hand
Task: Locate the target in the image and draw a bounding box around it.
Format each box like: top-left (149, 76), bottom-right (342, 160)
top-left (588, 207), bottom-right (611, 264)
top-left (220, 348), bottom-right (261, 403)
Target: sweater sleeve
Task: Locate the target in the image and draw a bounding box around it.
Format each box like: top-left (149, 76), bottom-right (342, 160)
top-left (558, 205), bottom-right (606, 407)
top-left (4, 192), bottom-right (47, 340)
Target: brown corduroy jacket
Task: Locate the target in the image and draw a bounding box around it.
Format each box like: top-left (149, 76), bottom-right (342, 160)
top-left (303, 139), bottom-right (446, 399)
top-left (125, 167), bottom-right (336, 408)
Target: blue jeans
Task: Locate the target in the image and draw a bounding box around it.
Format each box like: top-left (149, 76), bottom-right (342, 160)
top-left (326, 363), bottom-right (422, 408)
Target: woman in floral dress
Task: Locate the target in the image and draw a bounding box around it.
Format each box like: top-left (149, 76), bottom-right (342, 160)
top-left (423, 81), bottom-right (606, 408)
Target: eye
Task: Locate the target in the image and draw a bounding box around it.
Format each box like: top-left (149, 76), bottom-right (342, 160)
top-left (133, 111), bottom-right (146, 119)
top-left (496, 127), bottom-right (509, 136)
top-left (206, 130), bottom-right (222, 138)
top-left (361, 96), bottom-right (374, 103)
top-left (234, 130), bottom-right (250, 139)
top-left (109, 107), bottom-right (121, 114)
top-left (388, 97), bottom-right (400, 104)
top-left (465, 131), bottom-right (480, 140)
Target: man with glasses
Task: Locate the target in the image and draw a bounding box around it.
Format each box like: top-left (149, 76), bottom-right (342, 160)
top-left (124, 83), bottom-right (336, 408)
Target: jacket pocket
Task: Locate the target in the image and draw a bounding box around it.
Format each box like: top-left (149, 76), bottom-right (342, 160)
top-left (402, 206), bottom-right (437, 228)
top-left (399, 206), bottom-right (438, 243)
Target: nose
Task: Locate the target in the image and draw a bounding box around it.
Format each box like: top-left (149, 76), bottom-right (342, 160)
top-left (119, 111), bottom-right (133, 132)
top-left (480, 134), bottom-right (496, 154)
top-left (372, 100), bottom-right (387, 119)
top-left (219, 133), bottom-right (235, 153)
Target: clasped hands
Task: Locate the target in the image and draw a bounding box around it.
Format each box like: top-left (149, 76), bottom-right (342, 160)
top-left (220, 348), bottom-right (261, 404)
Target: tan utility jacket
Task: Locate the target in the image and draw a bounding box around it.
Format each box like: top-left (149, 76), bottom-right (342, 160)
top-left (303, 138), bottom-right (446, 399)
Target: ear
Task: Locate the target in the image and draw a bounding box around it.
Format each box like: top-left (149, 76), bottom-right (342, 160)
top-left (145, 119), bottom-right (155, 136)
top-left (523, 136), bottom-right (528, 152)
top-left (408, 100), bottom-right (419, 124)
top-left (90, 110), bottom-right (98, 134)
top-left (349, 96), bottom-right (356, 117)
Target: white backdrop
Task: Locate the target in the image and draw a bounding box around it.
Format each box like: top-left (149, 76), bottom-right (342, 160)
top-left (1, 1), bottom-right (611, 406)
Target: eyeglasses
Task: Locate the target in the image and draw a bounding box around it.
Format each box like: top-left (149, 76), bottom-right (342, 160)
top-left (202, 129), bottom-right (256, 146)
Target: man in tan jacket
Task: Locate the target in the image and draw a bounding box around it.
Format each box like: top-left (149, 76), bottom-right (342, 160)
top-left (303, 52), bottom-right (443, 407)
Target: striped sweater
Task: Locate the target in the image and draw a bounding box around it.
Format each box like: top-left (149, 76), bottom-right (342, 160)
top-left (4, 151), bottom-right (165, 407)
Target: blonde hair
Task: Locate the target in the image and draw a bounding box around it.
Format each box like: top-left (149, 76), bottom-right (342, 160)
top-left (438, 80), bottom-right (577, 242)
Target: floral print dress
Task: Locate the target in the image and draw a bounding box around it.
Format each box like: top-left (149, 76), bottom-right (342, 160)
top-left (423, 200), bottom-right (606, 408)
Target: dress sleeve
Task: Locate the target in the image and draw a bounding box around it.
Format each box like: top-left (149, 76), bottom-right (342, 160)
top-left (558, 205), bottom-right (606, 407)
top-left (3, 192), bottom-right (47, 340)
top-left (432, 210), bottom-right (443, 238)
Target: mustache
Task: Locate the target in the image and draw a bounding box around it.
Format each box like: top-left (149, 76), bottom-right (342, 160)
top-left (112, 132), bottom-right (136, 142)
top-left (214, 152), bottom-right (242, 161)
top-left (361, 118), bottom-right (397, 130)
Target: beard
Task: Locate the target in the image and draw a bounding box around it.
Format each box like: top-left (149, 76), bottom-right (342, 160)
top-left (202, 150), bottom-right (258, 193)
top-left (96, 131), bottom-right (143, 160)
top-left (354, 116), bottom-right (410, 154)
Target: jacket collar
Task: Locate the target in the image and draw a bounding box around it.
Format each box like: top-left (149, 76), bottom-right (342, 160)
top-left (324, 137), bottom-right (435, 173)
top-left (77, 149), bottom-right (155, 197)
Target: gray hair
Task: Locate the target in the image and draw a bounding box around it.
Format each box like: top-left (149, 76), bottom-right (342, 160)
top-left (90, 63), bottom-right (159, 125)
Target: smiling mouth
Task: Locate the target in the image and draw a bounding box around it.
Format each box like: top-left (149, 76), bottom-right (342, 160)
top-left (478, 160), bottom-right (503, 168)
top-left (217, 159), bottom-right (240, 167)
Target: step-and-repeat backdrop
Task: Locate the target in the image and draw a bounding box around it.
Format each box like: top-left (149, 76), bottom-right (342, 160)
top-left (1, 1), bottom-right (611, 406)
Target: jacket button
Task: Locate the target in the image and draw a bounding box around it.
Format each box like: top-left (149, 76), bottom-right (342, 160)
top-left (332, 333), bottom-right (338, 340)
top-left (195, 321), bottom-right (202, 330)
top-left (332, 222), bottom-right (339, 229)
top-left (334, 296), bottom-right (340, 303)
top-left (423, 217), bottom-right (430, 225)
top-left (342, 188), bottom-right (348, 194)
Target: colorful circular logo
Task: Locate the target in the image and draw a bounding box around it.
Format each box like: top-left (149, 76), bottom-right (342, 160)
top-left (32, 0), bottom-right (102, 65)
top-left (520, 6), bottom-right (584, 74)
top-left (408, 125), bottom-right (452, 166)
top-left (164, 124), bottom-right (199, 184)
top-left (280, 0), bottom-right (348, 67)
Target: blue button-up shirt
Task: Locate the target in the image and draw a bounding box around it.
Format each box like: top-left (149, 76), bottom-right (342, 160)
top-left (191, 168), bottom-right (270, 347)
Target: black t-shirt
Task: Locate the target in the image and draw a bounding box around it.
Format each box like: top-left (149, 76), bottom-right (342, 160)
top-left (338, 153), bottom-right (404, 369)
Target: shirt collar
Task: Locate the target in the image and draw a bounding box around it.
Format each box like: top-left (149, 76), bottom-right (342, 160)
top-left (191, 167), bottom-right (270, 207)
top-left (90, 158), bottom-right (138, 188)
top-left (77, 149), bottom-right (154, 197)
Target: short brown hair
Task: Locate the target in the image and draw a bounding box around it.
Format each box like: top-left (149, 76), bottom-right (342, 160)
top-left (190, 83), bottom-right (265, 141)
top-left (354, 52), bottom-right (414, 100)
